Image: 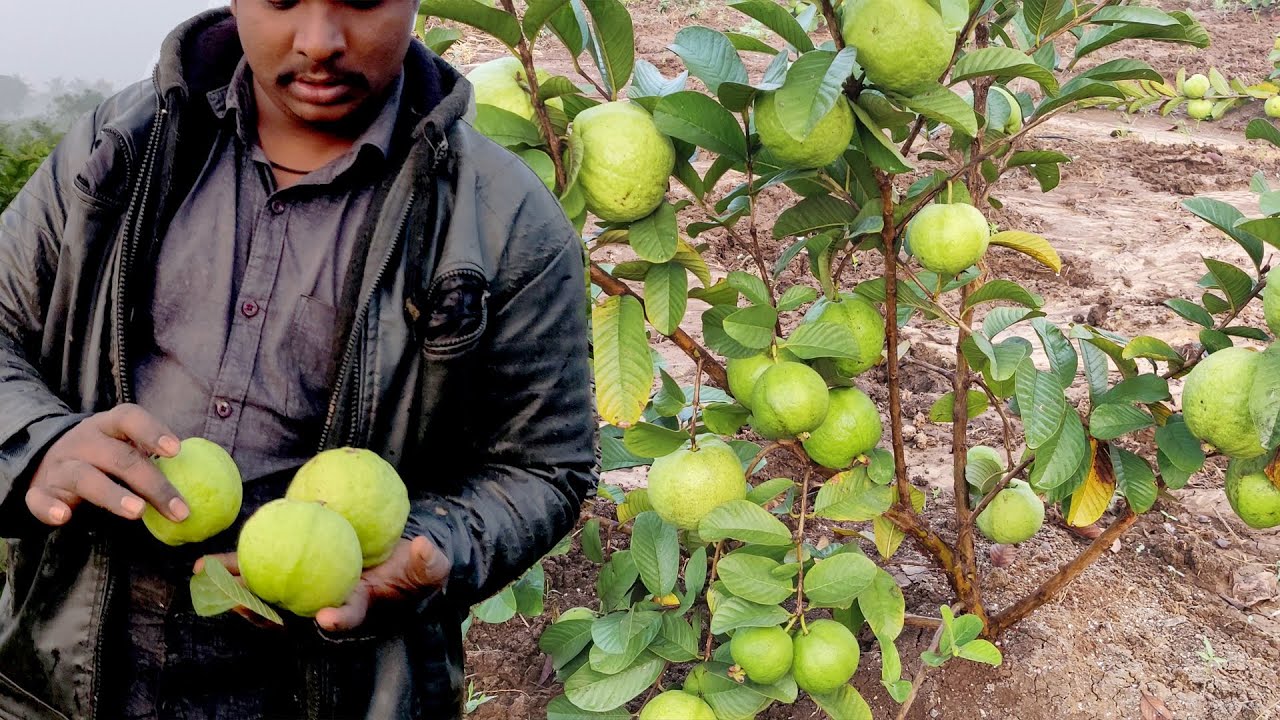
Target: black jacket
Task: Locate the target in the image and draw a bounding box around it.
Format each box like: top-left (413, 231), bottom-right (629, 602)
top-left (0, 9), bottom-right (597, 719)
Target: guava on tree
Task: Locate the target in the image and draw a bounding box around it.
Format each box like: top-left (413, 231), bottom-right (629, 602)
top-left (1267, 96), bottom-right (1280, 119)
top-left (466, 56), bottom-right (561, 121)
top-left (726, 347), bottom-right (800, 410)
top-left (791, 618), bottom-right (860, 695)
top-left (637, 690), bottom-right (716, 720)
top-left (1187, 99), bottom-right (1214, 120)
top-left (730, 625), bottom-right (794, 684)
top-left (1224, 454), bottom-right (1280, 530)
top-left (1184, 73), bottom-right (1211, 99)
top-left (748, 361), bottom-right (831, 440)
top-left (974, 479), bottom-right (1045, 545)
top-left (801, 386), bottom-right (883, 469)
top-left (237, 498), bottom-right (364, 618)
top-left (840, 0), bottom-right (956, 96)
top-left (568, 100), bottom-right (675, 223)
top-left (646, 438), bottom-right (747, 530)
top-left (905, 201), bottom-right (992, 276)
top-left (754, 92), bottom-right (854, 169)
top-left (1181, 347), bottom-right (1267, 459)
top-left (143, 436), bottom-right (242, 546)
top-left (285, 447), bottom-right (410, 567)
top-left (801, 293), bottom-right (886, 377)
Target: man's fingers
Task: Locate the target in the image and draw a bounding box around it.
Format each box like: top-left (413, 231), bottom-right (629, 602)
top-left (67, 460), bottom-right (154, 521)
top-left (80, 436), bottom-right (189, 523)
top-left (405, 536), bottom-right (450, 589)
top-left (24, 485), bottom-right (74, 526)
top-left (100, 403), bottom-right (182, 458)
top-left (314, 583), bottom-right (371, 633)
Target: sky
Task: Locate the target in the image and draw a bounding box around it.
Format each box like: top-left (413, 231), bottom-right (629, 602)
top-left (0, 1), bottom-right (227, 91)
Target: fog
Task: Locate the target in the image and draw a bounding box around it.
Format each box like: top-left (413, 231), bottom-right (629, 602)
top-left (0, 1), bottom-right (226, 98)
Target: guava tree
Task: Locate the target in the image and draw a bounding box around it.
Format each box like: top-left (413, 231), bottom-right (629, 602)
top-left (414, 0), bottom-right (1280, 717)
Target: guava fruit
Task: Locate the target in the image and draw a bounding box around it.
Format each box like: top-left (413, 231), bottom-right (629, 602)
top-left (1181, 347), bottom-right (1267, 459)
top-left (638, 690), bottom-right (716, 720)
top-left (143, 437), bottom-right (242, 546)
top-left (905, 202), bottom-right (991, 276)
top-left (237, 498), bottom-right (364, 618)
top-left (286, 447), bottom-right (410, 567)
top-left (802, 293), bottom-right (885, 377)
top-left (791, 619), bottom-right (860, 695)
top-left (731, 625), bottom-right (794, 685)
top-left (754, 91), bottom-right (854, 169)
top-left (726, 348), bottom-right (801, 410)
top-left (1184, 74), bottom-right (1211, 100)
top-left (840, 0), bottom-right (956, 96)
top-left (1268, 96), bottom-right (1280, 120)
top-left (569, 100), bottom-right (675, 223)
top-left (749, 361), bottom-right (831, 440)
top-left (974, 479), bottom-right (1045, 545)
top-left (1266, 266), bottom-right (1280, 336)
top-left (1187, 99), bottom-right (1214, 120)
top-left (802, 387), bottom-right (883, 469)
top-left (1224, 455), bottom-right (1280, 530)
top-left (646, 438), bottom-right (747, 530)
top-left (466, 56), bottom-right (561, 121)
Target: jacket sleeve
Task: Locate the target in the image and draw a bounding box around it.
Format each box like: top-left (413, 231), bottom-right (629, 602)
top-left (0, 113), bottom-right (100, 537)
top-left (402, 194), bottom-right (599, 612)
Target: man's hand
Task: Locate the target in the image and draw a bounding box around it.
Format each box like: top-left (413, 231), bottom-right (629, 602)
top-left (196, 536), bottom-right (450, 633)
top-left (25, 403), bottom-right (189, 527)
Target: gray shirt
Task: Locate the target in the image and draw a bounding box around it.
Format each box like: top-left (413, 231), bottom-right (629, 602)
top-left (131, 56), bottom-right (403, 483)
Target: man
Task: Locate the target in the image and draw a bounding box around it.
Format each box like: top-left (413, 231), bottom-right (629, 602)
top-left (0, 1), bottom-right (597, 718)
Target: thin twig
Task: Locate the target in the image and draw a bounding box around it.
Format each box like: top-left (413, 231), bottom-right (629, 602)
top-left (972, 374), bottom-right (1017, 465)
top-left (817, 0), bottom-right (845, 49)
top-left (793, 467), bottom-right (814, 634)
top-left (967, 453), bottom-right (1036, 525)
top-left (703, 540), bottom-right (725, 659)
top-left (570, 54), bottom-right (610, 99)
top-left (895, 617), bottom-right (951, 720)
top-left (690, 355), bottom-right (704, 450)
top-left (498, 0), bottom-right (566, 191)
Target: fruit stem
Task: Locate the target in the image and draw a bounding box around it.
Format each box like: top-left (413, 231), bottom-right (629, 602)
top-left (498, 0), bottom-right (566, 192)
top-left (588, 261), bottom-right (730, 389)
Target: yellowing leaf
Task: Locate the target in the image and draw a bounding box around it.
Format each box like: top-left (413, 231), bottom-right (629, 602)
top-left (1066, 439), bottom-right (1116, 527)
top-left (989, 231), bottom-right (1063, 273)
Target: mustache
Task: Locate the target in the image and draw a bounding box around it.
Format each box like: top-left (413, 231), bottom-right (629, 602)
top-left (277, 68), bottom-right (368, 88)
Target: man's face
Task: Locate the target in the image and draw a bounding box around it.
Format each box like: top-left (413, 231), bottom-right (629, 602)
top-left (230, 0), bottom-right (417, 131)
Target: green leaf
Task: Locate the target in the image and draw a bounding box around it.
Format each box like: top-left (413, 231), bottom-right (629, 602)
top-left (988, 230), bottom-right (1063, 272)
top-left (722, 306), bottom-right (778, 350)
top-left (777, 285), bottom-right (818, 312)
top-left (668, 27), bottom-right (749, 96)
top-left (192, 556), bottom-right (283, 624)
top-left (1097, 375), bottom-right (1170, 405)
top-left (1204, 258), bottom-right (1256, 312)
top-left (473, 586), bottom-right (518, 623)
top-left (582, 518), bottom-right (605, 563)
top-left (747, 477), bottom-right (795, 505)
top-left (523, 0), bottom-right (572, 40)
top-left (631, 512), bottom-right (681, 596)
top-left (629, 59), bottom-right (689, 100)
top-left (1091, 7), bottom-right (1179, 25)
top-left (813, 468), bottom-right (895, 521)
top-left (642, 262), bottom-right (688, 336)
top-left (966, 449), bottom-right (1005, 495)
top-left (725, 31), bottom-right (778, 55)
top-left (703, 402), bottom-right (750, 436)
top-left (591, 610), bottom-right (662, 655)
top-left (1247, 118), bottom-right (1280, 150)
top-left (872, 515), bottom-right (907, 560)
top-left (1164, 298), bottom-right (1214, 328)
top-left (964, 279), bottom-right (1043, 311)
top-left (1181, 198), bottom-right (1264, 267)
top-left (726, 0), bottom-right (815, 52)
top-left (564, 651), bottom-right (664, 712)
top-left (652, 370), bottom-right (686, 418)
top-left (929, 390), bottom-right (989, 423)
top-left (623, 423), bottom-right (688, 458)
top-left (653, 91), bottom-right (747, 161)
top-left (893, 83), bottom-right (979, 138)
top-left (1074, 11), bottom-right (1210, 60)
top-left (1079, 338), bottom-right (1110, 400)
top-left (1015, 360), bottom-right (1066, 449)
top-left (420, 0), bottom-right (522, 48)
top-left (1022, 0), bottom-right (1065, 41)
top-left (596, 550), bottom-right (640, 612)
top-left (582, 0), bottom-right (634, 99)
top-left (1089, 404), bottom-right (1154, 440)
top-left (957, 639), bottom-right (1003, 666)
top-left (696, 663), bottom-right (776, 718)
top-left (984, 308), bottom-right (1040, 338)
top-left (803, 553), bottom-right (878, 609)
top-left (689, 280), bottom-right (738, 307)
top-left (858, 568), bottom-right (906, 641)
top-left (703, 306), bottom-right (762, 359)
top-left (673, 240), bottom-right (713, 288)
top-left (1030, 410), bottom-right (1089, 491)
top-left (1031, 318), bottom-right (1078, 389)
top-left (772, 193), bottom-right (859, 239)
top-left (1111, 446), bottom-right (1158, 514)
top-left (709, 598), bottom-right (791, 635)
top-left (593, 296), bottom-right (653, 428)
top-left (1251, 345), bottom-right (1280, 452)
top-left (1155, 415), bottom-right (1206, 473)
top-left (649, 614), bottom-right (700, 663)
top-left (422, 27), bottom-right (465, 56)
top-left (472, 104), bottom-right (544, 148)
top-left (514, 564), bottom-right (546, 617)
top-left (811, 686), bottom-right (874, 720)
top-left (547, 2), bottom-right (587, 57)
top-left (546, 695), bottom-right (630, 720)
top-left (1033, 80), bottom-right (1127, 117)
top-left (698, 499), bottom-right (793, 546)
top-left (727, 271), bottom-right (772, 307)
top-left (629, 201), bottom-right (679, 262)
top-left (852, 103), bottom-right (912, 173)
top-left (1120, 336), bottom-right (1183, 367)
top-left (782, 321), bottom-right (861, 361)
top-left (540, 618), bottom-right (596, 670)
top-left (717, 552), bottom-right (794, 605)
top-left (189, 565), bottom-right (240, 618)
top-left (953, 47), bottom-right (1060, 96)
top-left (775, 49), bottom-right (859, 143)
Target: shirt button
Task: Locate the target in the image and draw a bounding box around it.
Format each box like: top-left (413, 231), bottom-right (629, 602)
top-left (214, 400), bottom-right (233, 418)
top-left (241, 300), bottom-right (259, 318)
top-left (271, 200), bottom-right (286, 214)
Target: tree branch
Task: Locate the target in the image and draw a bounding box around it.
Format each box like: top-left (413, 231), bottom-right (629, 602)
top-left (498, 0), bottom-right (566, 191)
top-left (877, 172), bottom-right (912, 507)
top-left (966, 452), bottom-right (1035, 525)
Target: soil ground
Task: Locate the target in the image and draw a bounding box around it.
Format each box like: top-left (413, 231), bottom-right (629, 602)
top-left (452, 2), bottom-right (1280, 718)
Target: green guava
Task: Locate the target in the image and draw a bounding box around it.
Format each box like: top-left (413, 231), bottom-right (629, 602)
top-left (1187, 99), bottom-right (1214, 120)
top-left (840, 0), bottom-right (956, 96)
top-left (237, 498), bottom-right (364, 618)
top-left (143, 437), bottom-right (242, 546)
top-left (1182, 347), bottom-right (1267, 459)
top-left (802, 387), bottom-right (883, 470)
top-left (1268, 96), bottom-right (1280, 119)
top-left (731, 625), bottom-right (794, 685)
top-left (726, 348), bottom-right (801, 410)
top-left (1183, 73), bottom-right (1211, 100)
top-left (286, 447), bottom-right (410, 567)
top-left (569, 101), bottom-right (675, 223)
top-left (791, 619), bottom-right (859, 695)
top-left (754, 92), bottom-right (854, 169)
top-left (905, 202), bottom-right (991, 276)
top-left (975, 479), bottom-right (1045, 545)
top-left (1266, 267), bottom-right (1280, 337)
top-left (647, 438), bottom-right (747, 530)
top-left (638, 690), bottom-right (716, 720)
top-left (466, 56), bottom-right (561, 121)
top-left (801, 293), bottom-right (886, 377)
top-left (749, 361), bottom-right (831, 440)
top-left (1224, 455), bottom-right (1280, 530)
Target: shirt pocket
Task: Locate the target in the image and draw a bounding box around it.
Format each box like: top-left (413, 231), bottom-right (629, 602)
top-left (285, 294), bottom-right (340, 419)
